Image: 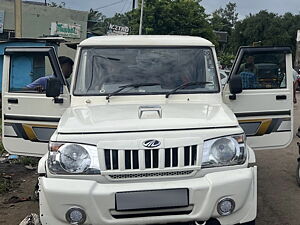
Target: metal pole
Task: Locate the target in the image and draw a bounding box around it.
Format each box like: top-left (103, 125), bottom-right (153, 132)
top-left (45, 0), bottom-right (47, 6)
top-left (14, 0), bottom-right (22, 38)
top-left (132, 0), bottom-right (135, 10)
top-left (139, 0), bottom-right (144, 35)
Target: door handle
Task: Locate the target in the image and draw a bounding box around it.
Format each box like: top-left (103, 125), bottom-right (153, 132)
top-left (276, 95), bottom-right (287, 100)
top-left (53, 97), bottom-right (64, 104)
top-left (8, 98), bottom-right (18, 104)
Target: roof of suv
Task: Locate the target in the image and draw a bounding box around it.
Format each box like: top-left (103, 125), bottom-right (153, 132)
top-left (79, 35), bottom-right (214, 47)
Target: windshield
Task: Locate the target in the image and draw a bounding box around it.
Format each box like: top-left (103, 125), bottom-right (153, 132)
top-left (74, 47), bottom-right (219, 96)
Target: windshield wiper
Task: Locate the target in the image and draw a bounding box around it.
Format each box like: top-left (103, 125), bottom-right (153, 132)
top-left (165, 81), bottom-right (212, 98)
top-left (106, 82), bottom-right (160, 101)
top-left (96, 55), bottom-right (120, 61)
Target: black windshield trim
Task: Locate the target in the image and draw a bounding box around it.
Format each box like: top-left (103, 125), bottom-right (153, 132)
top-left (73, 46), bottom-right (220, 96)
top-left (73, 90), bottom-right (219, 97)
top-left (58, 125), bottom-right (238, 135)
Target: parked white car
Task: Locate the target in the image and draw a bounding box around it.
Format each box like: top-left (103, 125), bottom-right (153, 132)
top-left (1, 36), bottom-right (294, 225)
top-left (220, 69), bottom-right (230, 87)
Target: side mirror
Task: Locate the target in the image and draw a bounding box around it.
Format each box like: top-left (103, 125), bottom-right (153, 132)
top-left (46, 77), bottom-right (61, 98)
top-left (229, 75), bottom-right (243, 100)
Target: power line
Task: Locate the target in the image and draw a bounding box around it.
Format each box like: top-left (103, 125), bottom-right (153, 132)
top-left (94, 0), bottom-right (125, 10)
top-left (120, 0), bottom-right (128, 13)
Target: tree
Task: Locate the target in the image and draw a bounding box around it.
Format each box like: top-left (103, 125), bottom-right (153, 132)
top-left (230, 10), bottom-right (300, 54)
top-left (127, 0), bottom-right (217, 43)
top-left (210, 2), bottom-right (238, 33)
top-left (87, 9), bottom-right (107, 36)
top-left (87, 0), bottom-right (216, 43)
top-left (106, 13), bottom-right (130, 28)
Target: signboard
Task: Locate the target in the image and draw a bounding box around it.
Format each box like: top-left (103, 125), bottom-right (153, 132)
top-left (107, 24), bottom-right (129, 36)
top-left (0, 10), bottom-right (4, 34)
top-left (297, 30), bottom-right (300, 42)
top-left (50, 22), bottom-right (81, 39)
top-left (214, 31), bottom-right (228, 43)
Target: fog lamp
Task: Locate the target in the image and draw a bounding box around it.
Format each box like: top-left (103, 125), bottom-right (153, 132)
top-left (217, 198), bottom-right (235, 216)
top-left (66, 207), bottom-right (86, 225)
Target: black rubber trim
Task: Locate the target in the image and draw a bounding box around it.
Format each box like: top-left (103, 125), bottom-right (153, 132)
top-left (4, 115), bottom-right (60, 122)
top-left (240, 46), bottom-right (292, 54)
top-left (111, 210), bottom-right (192, 219)
top-left (248, 163), bottom-right (257, 168)
top-left (58, 125), bottom-right (238, 135)
top-left (235, 110), bottom-right (291, 117)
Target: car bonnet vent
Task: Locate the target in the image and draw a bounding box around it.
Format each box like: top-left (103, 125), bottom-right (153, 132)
top-left (138, 105), bottom-right (162, 119)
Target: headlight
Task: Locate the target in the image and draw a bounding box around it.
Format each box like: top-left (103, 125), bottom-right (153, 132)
top-left (202, 134), bottom-right (246, 168)
top-left (48, 142), bottom-right (101, 174)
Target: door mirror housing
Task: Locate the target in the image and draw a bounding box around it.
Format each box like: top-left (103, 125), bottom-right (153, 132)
top-left (46, 77), bottom-right (61, 98)
top-left (229, 75), bottom-right (243, 94)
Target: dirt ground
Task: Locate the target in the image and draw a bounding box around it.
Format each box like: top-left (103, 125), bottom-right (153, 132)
top-left (1, 95), bottom-right (300, 225)
top-left (255, 97), bottom-right (300, 225)
top-left (0, 162), bottom-right (39, 225)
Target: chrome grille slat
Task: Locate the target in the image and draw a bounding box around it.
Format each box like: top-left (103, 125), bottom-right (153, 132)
top-left (150, 149), bottom-right (153, 169)
top-left (170, 148), bottom-right (173, 167)
top-left (110, 150), bottom-right (113, 170)
top-left (139, 149), bottom-right (145, 170)
top-left (119, 150), bottom-right (125, 170)
top-left (159, 148), bottom-right (165, 169)
top-left (179, 147), bottom-right (185, 167)
top-left (103, 145), bottom-right (199, 172)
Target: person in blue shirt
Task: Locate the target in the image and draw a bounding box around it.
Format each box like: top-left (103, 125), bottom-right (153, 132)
top-left (238, 55), bottom-right (258, 89)
top-left (26, 56), bottom-right (74, 92)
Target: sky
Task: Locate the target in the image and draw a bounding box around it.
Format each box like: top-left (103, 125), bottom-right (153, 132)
top-left (33, 0), bottom-right (300, 18)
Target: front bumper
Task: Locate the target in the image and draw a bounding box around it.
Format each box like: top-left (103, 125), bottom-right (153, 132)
top-left (39, 167), bottom-right (257, 225)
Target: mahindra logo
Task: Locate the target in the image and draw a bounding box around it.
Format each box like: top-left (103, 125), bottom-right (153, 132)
top-left (143, 139), bottom-right (161, 148)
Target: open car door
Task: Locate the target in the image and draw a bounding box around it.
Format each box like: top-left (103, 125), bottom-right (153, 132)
top-left (223, 47), bottom-right (293, 150)
top-left (2, 47), bottom-right (70, 156)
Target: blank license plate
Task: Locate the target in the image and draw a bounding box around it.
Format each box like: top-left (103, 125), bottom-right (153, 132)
top-left (115, 188), bottom-right (189, 211)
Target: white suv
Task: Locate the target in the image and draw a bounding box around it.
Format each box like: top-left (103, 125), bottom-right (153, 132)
top-left (1, 36), bottom-right (294, 225)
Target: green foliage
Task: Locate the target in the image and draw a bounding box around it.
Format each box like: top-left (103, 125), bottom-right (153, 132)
top-left (218, 52), bottom-right (235, 68)
top-left (88, 0), bottom-right (217, 44)
top-left (230, 11), bottom-right (300, 54)
top-left (18, 156), bottom-right (39, 167)
top-left (129, 0), bottom-right (216, 42)
top-left (88, 9), bottom-right (108, 35)
top-left (210, 2), bottom-right (238, 33)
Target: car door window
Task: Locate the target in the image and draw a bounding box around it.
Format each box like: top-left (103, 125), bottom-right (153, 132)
top-left (235, 52), bottom-right (286, 89)
top-left (9, 53), bottom-right (57, 93)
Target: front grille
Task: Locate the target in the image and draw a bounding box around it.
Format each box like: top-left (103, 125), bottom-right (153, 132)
top-left (104, 145), bottom-right (198, 171)
top-left (109, 170), bottom-right (194, 180)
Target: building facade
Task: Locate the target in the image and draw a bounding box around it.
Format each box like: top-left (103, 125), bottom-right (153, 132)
top-left (0, 0), bottom-right (89, 58)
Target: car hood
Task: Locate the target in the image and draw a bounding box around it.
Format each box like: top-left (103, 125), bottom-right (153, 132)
top-left (57, 103), bottom-right (238, 134)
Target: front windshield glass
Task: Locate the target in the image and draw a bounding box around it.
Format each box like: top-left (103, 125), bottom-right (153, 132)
top-left (74, 47), bottom-right (219, 96)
